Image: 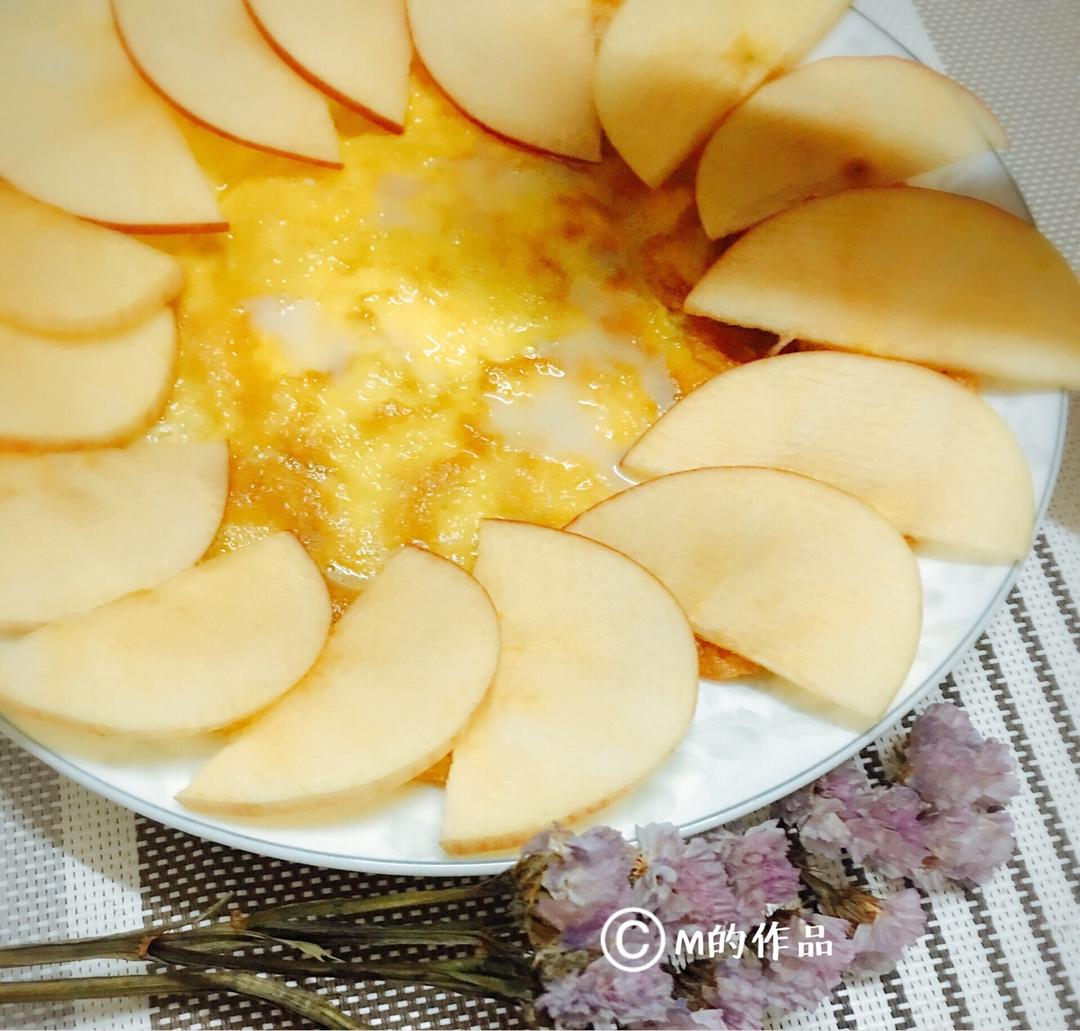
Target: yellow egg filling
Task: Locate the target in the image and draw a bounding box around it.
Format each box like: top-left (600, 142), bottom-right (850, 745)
top-left (149, 73), bottom-right (759, 612)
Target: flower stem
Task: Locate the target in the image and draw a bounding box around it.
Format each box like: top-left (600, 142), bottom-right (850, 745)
top-left (244, 877), bottom-right (513, 927)
top-left (147, 941), bottom-right (535, 1002)
top-left (0, 930), bottom-right (146, 968)
top-left (0, 972), bottom-right (364, 1029)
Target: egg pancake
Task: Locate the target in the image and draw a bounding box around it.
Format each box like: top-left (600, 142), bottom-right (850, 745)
top-left (149, 70), bottom-right (766, 613)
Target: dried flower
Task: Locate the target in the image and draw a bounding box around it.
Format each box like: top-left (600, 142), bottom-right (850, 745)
top-left (706, 821), bottom-right (802, 928)
top-left (536, 958), bottom-right (691, 1029)
top-left (692, 955), bottom-right (770, 1030)
top-left (783, 705), bottom-right (1018, 887)
top-left (922, 807), bottom-right (1016, 885)
top-left (763, 913), bottom-right (858, 1015)
top-left (848, 888), bottom-right (927, 975)
top-left (523, 825), bottom-right (637, 951)
top-left (632, 823), bottom-right (740, 931)
top-left (631, 821), bottom-right (798, 937)
top-left (778, 764), bottom-right (930, 879)
top-left (904, 703), bottom-right (1019, 808)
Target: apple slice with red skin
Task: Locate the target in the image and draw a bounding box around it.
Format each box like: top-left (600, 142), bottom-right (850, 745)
top-left (407, 0), bottom-right (601, 161)
top-left (245, 0), bottom-right (412, 130)
top-left (112, 0), bottom-right (341, 168)
top-left (0, 185), bottom-right (185, 336)
top-left (0, 0), bottom-right (223, 232)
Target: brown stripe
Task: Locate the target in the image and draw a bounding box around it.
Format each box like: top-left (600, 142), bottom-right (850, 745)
top-left (971, 636), bottom-right (1080, 909)
top-left (1006, 585), bottom-right (1080, 778)
top-left (963, 644), bottom-right (1080, 1024)
top-left (1033, 535), bottom-right (1080, 645)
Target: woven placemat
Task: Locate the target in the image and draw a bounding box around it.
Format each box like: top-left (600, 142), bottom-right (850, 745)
top-left (2, 2), bottom-right (1079, 1028)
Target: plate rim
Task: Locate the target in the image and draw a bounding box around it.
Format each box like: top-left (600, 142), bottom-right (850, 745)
top-left (0, 8), bottom-right (1069, 877)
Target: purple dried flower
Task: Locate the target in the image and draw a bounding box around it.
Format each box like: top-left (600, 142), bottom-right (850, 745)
top-left (848, 888), bottom-right (927, 975)
top-left (779, 764), bottom-right (930, 879)
top-left (524, 825), bottom-right (637, 951)
top-left (697, 955), bottom-right (769, 1030)
top-left (632, 823), bottom-right (737, 929)
top-left (706, 821), bottom-right (801, 928)
top-left (845, 783), bottom-right (931, 879)
top-left (923, 808), bottom-right (1016, 885)
top-left (630, 821), bottom-right (799, 938)
top-left (905, 703), bottom-right (1019, 809)
top-left (764, 913), bottom-right (858, 1015)
top-left (778, 764), bottom-right (866, 860)
top-left (536, 958), bottom-right (690, 1029)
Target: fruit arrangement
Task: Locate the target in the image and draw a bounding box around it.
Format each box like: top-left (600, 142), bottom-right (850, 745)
top-left (0, 0), bottom-right (1077, 857)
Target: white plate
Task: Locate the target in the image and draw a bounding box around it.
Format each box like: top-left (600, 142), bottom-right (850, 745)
top-left (1, 10), bottom-right (1067, 876)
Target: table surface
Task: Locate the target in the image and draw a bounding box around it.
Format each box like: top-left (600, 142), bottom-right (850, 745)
top-left (2, 2), bottom-right (1079, 1029)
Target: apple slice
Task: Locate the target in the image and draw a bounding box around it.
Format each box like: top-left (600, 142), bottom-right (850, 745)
top-left (441, 521), bottom-right (698, 855)
top-left (0, 186), bottom-right (184, 336)
top-left (179, 547), bottom-right (499, 814)
top-left (0, 534), bottom-right (331, 736)
top-left (0, 0), bottom-right (223, 232)
top-left (569, 468), bottom-right (922, 720)
top-left (697, 57), bottom-right (1007, 238)
top-left (406, 0), bottom-right (600, 161)
top-left (0, 312), bottom-right (176, 448)
top-left (623, 352), bottom-right (1035, 563)
top-left (245, 0), bottom-right (411, 129)
top-left (594, 0), bottom-right (850, 187)
top-left (0, 441), bottom-right (228, 633)
top-left (112, 0), bottom-right (341, 167)
top-left (685, 187), bottom-right (1080, 388)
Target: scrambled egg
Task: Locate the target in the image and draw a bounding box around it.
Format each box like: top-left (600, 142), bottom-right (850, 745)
top-left (149, 71), bottom-right (758, 613)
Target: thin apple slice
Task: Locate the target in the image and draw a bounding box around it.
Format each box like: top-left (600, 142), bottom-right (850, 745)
top-left (112, 0), bottom-right (341, 167)
top-left (685, 187), bottom-right (1080, 388)
top-left (697, 57), bottom-right (1007, 238)
top-left (245, 0), bottom-right (411, 129)
top-left (0, 441), bottom-right (228, 632)
top-left (406, 0), bottom-right (600, 161)
top-left (0, 0), bottom-right (223, 232)
top-left (0, 312), bottom-right (176, 448)
top-left (441, 521), bottom-right (698, 855)
top-left (594, 0), bottom-right (850, 187)
top-left (179, 548), bottom-right (499, 814)
top-left (0, 186), bottom-right (184, 336)
top-left (624, 352), bottom-right (1034, 563)
top-left (0, 534), bottom-right (331, 736)
top-left (569, 468), bottom-right (922, 720)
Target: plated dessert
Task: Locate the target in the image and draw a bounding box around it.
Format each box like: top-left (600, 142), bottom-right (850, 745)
top-left (0, 0), bottom-right (1077, 861)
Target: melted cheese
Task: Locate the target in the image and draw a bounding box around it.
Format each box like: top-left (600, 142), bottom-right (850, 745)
top-left (148, 71), bottom-right (739, 612)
